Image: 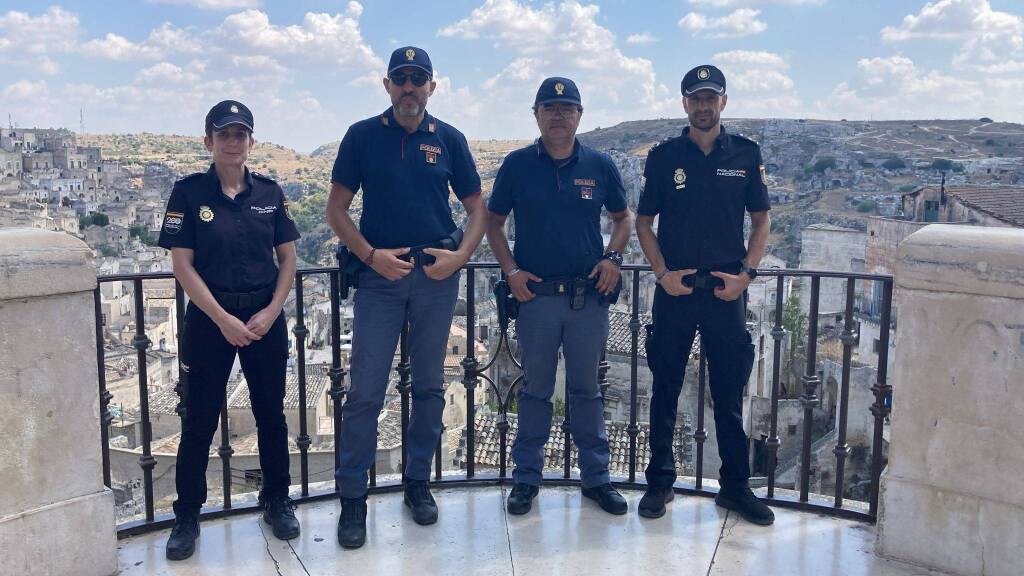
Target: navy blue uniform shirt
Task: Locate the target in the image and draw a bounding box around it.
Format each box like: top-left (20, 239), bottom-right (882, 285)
top-left (158, 164), bottom-right (301, 293)
top-left (638, 126), bottom-right (770, 271)
top-left (488, 139), bottom-right (628, 279)
top-left (331, 108), bottom-right (481, 249)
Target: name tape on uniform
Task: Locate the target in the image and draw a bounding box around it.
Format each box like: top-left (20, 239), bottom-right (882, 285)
top-left (716, 168), bottom-right (747, 178)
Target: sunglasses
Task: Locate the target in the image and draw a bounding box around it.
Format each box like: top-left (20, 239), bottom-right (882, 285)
top-left (389, 71), bottom-right (430, 87)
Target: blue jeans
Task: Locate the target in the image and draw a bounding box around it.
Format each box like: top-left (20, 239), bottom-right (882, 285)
top-left (511, 292), bottom-right (611, 488)
top-left (335, 266), bottom-right (459, 498)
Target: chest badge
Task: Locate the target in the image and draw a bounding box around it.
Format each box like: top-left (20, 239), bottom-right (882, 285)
top-left (580, 187), bottom-right (593, 199)
top-left (674, 168), bottom-right (687, 190)
top-left (198, 205), bottom-right (215, 223)
top-left (420, 143), bottom-right (442, 165)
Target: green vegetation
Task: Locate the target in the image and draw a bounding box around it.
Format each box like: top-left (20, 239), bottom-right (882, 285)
top-left (80, 212), bottom-right (109, 227)
top-left (882, 158), bottom-right (906, 170)
top-left (857, 200), bottom-right (877, 213)
top-left (812, 157), bottom-right (837, 173)
top-left (930, 159), bottom-right (954, 171)
top-left (898, 184), bottom-right (917, 192)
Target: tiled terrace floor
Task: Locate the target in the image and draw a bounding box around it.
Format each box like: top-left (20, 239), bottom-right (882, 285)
top-left (117, 485), bottom-right (951, 575)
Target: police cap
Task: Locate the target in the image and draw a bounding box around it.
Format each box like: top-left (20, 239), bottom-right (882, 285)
top-left (205, 100), bottom-right (254, 133)
top-left (534, 77), bottom-right (582, 108)
top-left (388, 46), bottom-right (433, 76)
top-left (681, 65), bottom-right (726, 97)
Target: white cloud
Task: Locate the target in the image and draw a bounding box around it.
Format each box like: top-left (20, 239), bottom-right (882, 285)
top-left (81, 23), bottom-right (199, 61)
top-left (3, 79), bottom-right (49, 101)
top-left (818, 55), bottom-right (991, 120)
top-left (146, 0), bottom-right (261, 9)
top-left (135, 61), bottom-right (206, 85)
top-left (712, 51), bottom-right (802, 116)
top-left (0, 7), bottom-right (81, 73)
top-left (626, 32), bottom-right (658, 44)
top-left (679, 9), bottom-right (767, 38)
top-left (882, 0), bottom-right (1024, 74)
top-left (690, 0), bottom-right (822, 5)
top-left (438, 0), bottom-right (676, 136)
top-left (215, 6), bottom-right (381, 71)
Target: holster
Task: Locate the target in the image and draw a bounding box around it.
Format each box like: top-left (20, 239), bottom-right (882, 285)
top-left (335, 245), bottom-right (360, 296)
top-left (493, 279), bottom-right (519, 329)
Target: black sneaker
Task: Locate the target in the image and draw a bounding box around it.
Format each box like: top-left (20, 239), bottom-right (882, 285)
top-left (638, 485), bottom-right (675, 519)
top-left (262, 495), bottom-right (300, 540)
top-left (337, 496), bottom-right (367, 549)
top-left (715, 486), bottom-right (775, 525)
top-left (581, 483), bottom-right (628, 515)
top-left (506, 483), bottom-right (539, 515)
top-left (165, 510), bottom-right (200, 561)
top-left (404, 480), bottom-right (438, 525)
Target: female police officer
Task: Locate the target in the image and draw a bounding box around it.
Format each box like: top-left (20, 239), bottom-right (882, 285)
top-left (158, 100), bottom-right (301, 561)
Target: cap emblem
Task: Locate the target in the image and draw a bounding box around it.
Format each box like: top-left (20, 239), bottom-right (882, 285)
top-left (555, 82), bottom-right (565, 95)
top-left (674, 168), bottom-right (687, 190)
top-left (229, 104), bottom-right (239, 114)
top-left (198, 205), bottom-right (215, 223)
top-left (698, 68), bottom-right (710, 81)
top-left (406, 48), bottom-right (416, 61)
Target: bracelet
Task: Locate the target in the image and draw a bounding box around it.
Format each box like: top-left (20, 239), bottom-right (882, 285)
top-left (365, 248), bottom-right (376, 266)
top-left (507, 268), bottom-right (521, 277)
top-left (656, 268), bottom-right (670, 280)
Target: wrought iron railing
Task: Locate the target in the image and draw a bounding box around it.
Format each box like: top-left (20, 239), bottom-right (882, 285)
top-left (94, 263), bottom-right (893, 537)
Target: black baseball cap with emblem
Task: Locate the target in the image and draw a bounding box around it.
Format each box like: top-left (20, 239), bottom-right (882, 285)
top-left (205, 100), bottom-right (254, 133)
top-left (681, 65), bottom-right (726, 97)
top-left (388, 46), bottom-right (433, 76)
top-left (534, 77), bottom-right (582, 108)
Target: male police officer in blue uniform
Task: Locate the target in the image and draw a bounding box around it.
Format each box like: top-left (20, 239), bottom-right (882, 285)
top-left (635, 66), bottom-right (773, 525)
top-left (159, 100), bottom-right (301, 560)
top-left (326, 46), bottom-right (487, 549)
top-left (487, 77), bottom-right (634, 516)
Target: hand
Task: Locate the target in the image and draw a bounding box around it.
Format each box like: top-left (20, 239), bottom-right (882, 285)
top-left (217, 314), bottom-right (261, 347)
top-left (711, 270), bottom-right (750, 302)
top-left (507, 269), bottom-right (542, 302)
top-left (422, 247), bottom-right (466, 281)
top-left (369, 247), bottom-right (414, 281)
top-left (588, 259), bottom-right (621, 295)
top-left (658, 268), bottom-right (697, 297)
top-left (245, 305), bottom-right (280, 337)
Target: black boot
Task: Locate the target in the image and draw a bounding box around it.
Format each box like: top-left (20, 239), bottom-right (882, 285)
top-left (638, 485), bottom-right (675, 519)
top-left (337, 496), bottom-right (367, 549)
top-left (165, 509), bottom-right (200, 561)
top-left (506, 483), bottom-right (539, 515)
top-left (716, 486), bottom-right (775, 526)
top-left (404, 480), bottom-right (438, 525)
top-left (581, 483), bottom-right (628, 515)
top-left (262, 495), bottom-right (300, 540)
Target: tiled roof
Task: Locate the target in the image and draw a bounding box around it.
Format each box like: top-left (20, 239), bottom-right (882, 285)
top-left (229, 364), bottom-right (331, 411)
top-left (459, 412), bottom-right (692, 476)
top-left (947, 186), bottom-right (1024, 227)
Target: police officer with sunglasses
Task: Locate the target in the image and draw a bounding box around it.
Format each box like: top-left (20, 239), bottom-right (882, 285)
top-left (326, 46), bottom-right (486, 549)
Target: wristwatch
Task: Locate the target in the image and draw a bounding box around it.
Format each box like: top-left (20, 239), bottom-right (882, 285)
top-left (739, 264), bottom-right (758, 280)
top-left (602, 250), bottom-right (623, 267)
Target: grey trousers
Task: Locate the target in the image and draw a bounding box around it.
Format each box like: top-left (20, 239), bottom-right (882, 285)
top-left (511, 292), bottom-right (611, 488)
top-left (335, 266), bottom-right (459, 498)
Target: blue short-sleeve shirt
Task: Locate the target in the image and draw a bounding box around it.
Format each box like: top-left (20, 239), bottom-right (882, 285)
top-left (331, 108), bottom-right (481, 249)
top-left (488, 139), bottom-right (628, 279)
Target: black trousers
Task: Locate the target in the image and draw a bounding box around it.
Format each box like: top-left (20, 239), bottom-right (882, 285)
top-left (173, 301), bottom-right (290, 514)
top-left (644, 285), bottom-right (755, 489)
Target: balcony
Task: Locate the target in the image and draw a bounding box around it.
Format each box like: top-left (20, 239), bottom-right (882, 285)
top-left (1, 224), bottom-right (1021, 576)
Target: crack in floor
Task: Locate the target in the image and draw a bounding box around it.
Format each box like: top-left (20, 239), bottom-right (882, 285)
top-left (499, 484), bottom-right (516, 576)
top-left (287, 539), bottom-right (312, 576)
top-left (257, 519), bottom-right (286, 576)
top-left (705, 511), bottom-right (732, 576)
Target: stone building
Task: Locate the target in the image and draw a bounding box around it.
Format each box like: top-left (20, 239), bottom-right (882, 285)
top-left (798, 224), bottom-right (867, 318)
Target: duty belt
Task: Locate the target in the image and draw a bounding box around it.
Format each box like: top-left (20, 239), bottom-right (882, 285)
top-left (396, 228), bottom-right (464, 267)
top-left (526, 277), bottom-right (592, 296)
top-left (211, 286), bottom-right (274, 309)
top-left (683, 272), bottom-right (724, 291)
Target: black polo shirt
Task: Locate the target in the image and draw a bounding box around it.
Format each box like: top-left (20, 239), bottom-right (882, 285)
top-left (158, 164), bottom-right (301, 293)
top-left (638, 126), bottom-right (770, 271)
top-left (331, 108), bottom-right (481, 249)
top-left (488, 139), bottom-right (628, 279)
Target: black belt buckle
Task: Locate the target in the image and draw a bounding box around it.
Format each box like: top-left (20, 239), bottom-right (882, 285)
top-left (570, 278), bottom-right (587, 311)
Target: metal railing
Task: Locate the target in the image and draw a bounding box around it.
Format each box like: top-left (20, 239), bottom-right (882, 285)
top-left (94, 263), bottom-right (894, 536)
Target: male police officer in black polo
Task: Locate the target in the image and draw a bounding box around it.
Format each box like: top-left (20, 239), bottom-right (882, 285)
top-left (159, 100), bottom-right (301, 561)
top-left (487, 77), bottom-right (633, 516)
top-left (326, 46), bottom-right (486, 549)
top-left (635, 66), bottom-right (773, 525)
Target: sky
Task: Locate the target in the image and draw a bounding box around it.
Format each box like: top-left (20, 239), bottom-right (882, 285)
top-left (1, 0), bottom-right (1022, 152)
